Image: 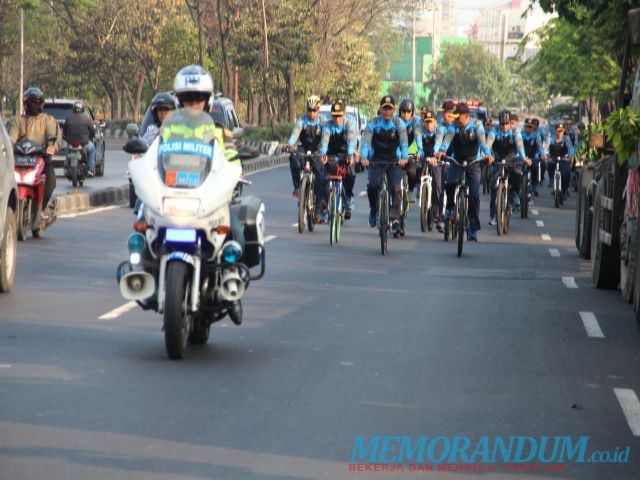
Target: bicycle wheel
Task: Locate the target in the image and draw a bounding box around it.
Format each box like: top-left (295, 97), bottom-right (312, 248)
top-left (298, 177), bottom-right (308, 234)
top-left (457, 190), bottom-right (466, 257)
top-left (379, 191), bottom-right (389, 255)
top-left (329, 186), bottom-right (336, 245)
top-left (496, 183), bottom-right (505, 236)
top-left (307, 178), bottom-right (316, 231)
top-left (420, 182), bottom-right (429, 233)
top-left (503, 186), bottom-right (511, 235)
top-left (521, 175), bottom-right (528, 219)
top-left (336, 185), bottom-right (343, 243)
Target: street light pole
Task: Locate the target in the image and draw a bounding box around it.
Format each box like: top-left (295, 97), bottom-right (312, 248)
top-left (412, 9), bottom-right (416, 101)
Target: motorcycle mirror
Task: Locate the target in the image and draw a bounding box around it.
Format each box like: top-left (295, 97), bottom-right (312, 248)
top-left (123, 138), bottom-right (148, 155)
top-left (125, 122), bottom-right (139, 138)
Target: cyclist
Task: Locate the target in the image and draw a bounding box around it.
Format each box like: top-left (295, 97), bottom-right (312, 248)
top-left (564, 117), bottom-right (579, 149)
top-left (397, 99), bottom-right (423, 203)
top-left (434, 102), bottom-right (490, 241)
top-left (320, 100), bottom-right (357, 220)
top-left (421, 108), bottom-right (444, 232)
top-left (522, 118), bottom-right (545, 196)
top-left (285, 95), bottom-right (323, 198)
top-left (360, 95), bottom-right (409, 236)
top-left (486, 109), bottom-right (529, 225)
top-left (548, 123), bottom-right (574, 200)
top-left (510, 112), bottom-right (521, 134)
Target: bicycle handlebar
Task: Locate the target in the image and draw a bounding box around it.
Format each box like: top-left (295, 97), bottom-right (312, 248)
top-left (441, 156), bottom-right (485, 168)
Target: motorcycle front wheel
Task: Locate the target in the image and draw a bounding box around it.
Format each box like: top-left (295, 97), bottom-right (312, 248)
top-left (17, 198), bottom-right (31, 241)
top-left (164, 261), bottom-right (192, 360)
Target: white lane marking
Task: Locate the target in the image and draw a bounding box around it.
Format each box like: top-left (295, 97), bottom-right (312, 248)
top-left (562, 276), bottom-right (578, 289)
top-left (541, 234), bottom-right (551, 241)
top-left (579, 312), bottom-right (604, 338)
top-left (59, 205), bottom-right (121, 219)
top-left (291, 223), bottom-right (298, 228)
top-left (99, 301), bottom-right (137, 320)
top-left (614, 388), bottom-right (640, 436)
top-left (536, 220), bottom-right (545, 227)
top-left (0, 364), bottom-right (11, 368)
top-left (548, 248), bottom-right (561, 257)
top-left (358, 191), bottom-right (367, 197)
top-left (531, 209), bottom-right (539, 216)
top-left (265, 235), bottom-right (277, 243)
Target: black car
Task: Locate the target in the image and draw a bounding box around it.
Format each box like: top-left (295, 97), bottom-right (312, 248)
top-left (43, 99), bottom-right (106, 175)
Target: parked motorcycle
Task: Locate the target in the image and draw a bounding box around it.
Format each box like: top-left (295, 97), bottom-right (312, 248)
top-left (13, 139), bottom-right (57, 240)
top-left (64, 139), bottom-right (88, 187)
top-left (116, 109), bottom-right (266, 360)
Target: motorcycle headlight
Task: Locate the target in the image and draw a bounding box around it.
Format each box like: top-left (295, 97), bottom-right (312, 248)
top-left (127, 232), bottom-right (146, 253)
top-left (222, 241), bottom-right (243, 263)
top-left (162, 197), bottom-right (200, 217)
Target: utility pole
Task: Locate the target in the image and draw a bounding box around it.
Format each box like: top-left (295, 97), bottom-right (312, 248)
top-left (19, 7), bottom-right (24, 115)
top-left (412, 9), bottom-right (416, 101)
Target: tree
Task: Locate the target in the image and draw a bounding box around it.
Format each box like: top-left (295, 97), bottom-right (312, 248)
top-left (429, 42), bottom-right (513, 109)
top-left (523, 17), bottom-right (620, 122)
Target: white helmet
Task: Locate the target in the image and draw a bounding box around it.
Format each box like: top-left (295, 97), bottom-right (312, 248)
top-left (173, 65), bottom-right (214, 108)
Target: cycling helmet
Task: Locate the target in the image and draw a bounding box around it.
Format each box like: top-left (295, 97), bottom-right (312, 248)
top-left (399, 99), bottom-right (414, 113)
top-left (306, 95), bottom-right (321, 111)
top-left (150, 92), bottom-right (177, 122)
top-left (173, 65), bottom-right (214, 108)
top-left (72, 101), bottom-right (84, 113)
top-left (498, 109), bottom-right (511, 125)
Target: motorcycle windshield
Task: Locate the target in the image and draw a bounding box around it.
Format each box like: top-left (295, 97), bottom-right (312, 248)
top-left (157, 109), bottom-right (221, 189)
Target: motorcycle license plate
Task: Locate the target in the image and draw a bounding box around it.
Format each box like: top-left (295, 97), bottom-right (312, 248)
top-left (15, 156), bottom-right (36, 167)
top-left (166, 228), bottom-right (197, 243)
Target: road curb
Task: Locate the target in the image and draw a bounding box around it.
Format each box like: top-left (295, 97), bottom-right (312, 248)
top-left (55, 154), bottom-right (288, 215)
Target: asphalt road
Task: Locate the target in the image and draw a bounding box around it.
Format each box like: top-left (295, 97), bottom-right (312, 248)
top-left (54, 138), bottom-right (129, 196)
top-left (1, 165), bottom-right (639, 480)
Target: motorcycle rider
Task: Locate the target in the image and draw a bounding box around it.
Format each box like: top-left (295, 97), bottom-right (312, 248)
top-left (434, 102), bottom-right (490, 241)
top-left (9, 87), bottom-right (59, 218)
top-left (63, 101), bottom-right (97, 176)
top-left (486, 110), bottom-right (530, 226)
top-left (320, 100), bottom-right (357, 220)
top-left (285, 95), bottom-right (323, 198)
top-left (141, 92), bottom-right (177, 146)
top-left (360, 95), bottom-right (409, 236)
top-left (397, 99), bottom-right (423, 203)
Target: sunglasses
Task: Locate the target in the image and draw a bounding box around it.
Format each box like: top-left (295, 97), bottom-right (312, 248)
top-left (307, 108), bottom-right (319, 112)
top-left (180, 92), bottom-right (209, 103)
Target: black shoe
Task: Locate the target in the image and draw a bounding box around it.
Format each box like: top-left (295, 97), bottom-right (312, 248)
top-left (368, 210), bottom-right (377, 228)
top-left (345, 209), bottom-right (351, 220)
top-left (392, 220), bottom-right (401, 238)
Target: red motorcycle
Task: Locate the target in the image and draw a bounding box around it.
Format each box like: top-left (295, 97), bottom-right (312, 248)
top-left (13, 139), bottom-right (56, 240)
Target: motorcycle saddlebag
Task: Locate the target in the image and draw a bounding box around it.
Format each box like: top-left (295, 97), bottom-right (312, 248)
top-left (231, 195), bottom-right (265, 268)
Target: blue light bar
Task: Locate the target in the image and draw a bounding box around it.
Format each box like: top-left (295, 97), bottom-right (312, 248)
top-left (166, 228), bottom-right (197, 243)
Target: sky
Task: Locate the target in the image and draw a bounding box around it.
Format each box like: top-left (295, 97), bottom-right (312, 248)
top-left (454, 0), bottom-right (554, 36)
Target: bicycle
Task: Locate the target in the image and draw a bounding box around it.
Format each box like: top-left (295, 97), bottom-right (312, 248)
top-left (520, 163), bottom-right (530, 219)
top-left (419, 158), bottom-right (447, 233)
top-left (442, 156), bottom-right (484, 257)
top-left (398, 156), bottom-right (413, 238)
top-left (552, 155), bottom-right (568, 208)
top-left (327, 155), bottom-right (349, 246)
top-left (297, 151), bottom-right (318, 233)
top-left (494, 159), bottom-right (512, 236)
top-left (374, 161), bottom-right (400, 255)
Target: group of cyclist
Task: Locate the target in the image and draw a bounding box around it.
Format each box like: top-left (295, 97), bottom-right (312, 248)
top-left (286, 93), bottom-right (585, 242)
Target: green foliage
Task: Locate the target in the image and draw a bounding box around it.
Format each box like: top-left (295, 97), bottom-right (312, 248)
top-left (429, 42), bottom-right (513, 108)
top-left (604, 107), bottom-right (640, 165)
top-left (524, 18), bottom-right (620, 104)
top-left (243, 122), bottom-right (292, 142)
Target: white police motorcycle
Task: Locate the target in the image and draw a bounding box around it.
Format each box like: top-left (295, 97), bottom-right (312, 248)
top-left (117, 109), bottom-right (266, 360)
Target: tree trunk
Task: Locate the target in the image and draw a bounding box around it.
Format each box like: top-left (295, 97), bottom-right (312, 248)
top-left (217, 0), bottom-right (231, 96)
